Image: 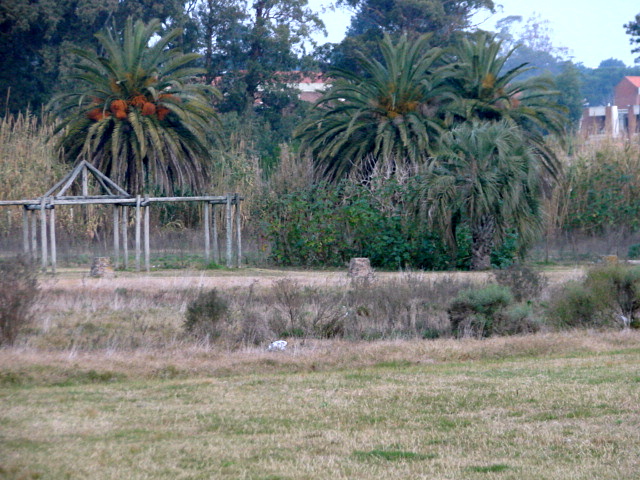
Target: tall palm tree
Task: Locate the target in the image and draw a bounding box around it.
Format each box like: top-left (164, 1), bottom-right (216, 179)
top-left (446, 31), bottom-right (567, 178)
top-left (51, 18), bottom-right (220, 195)
top-left (296, 34), bottom-right (450, 180)
top-left (419, 120), bottom-right (542, 270)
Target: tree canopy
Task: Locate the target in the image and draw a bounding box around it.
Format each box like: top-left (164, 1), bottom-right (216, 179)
top-left (625, 12), bottom-right (640, 63)
top-left (296, 34), bottom-right (448, 179)
top-left (51, 18), bottom-right (219, 195)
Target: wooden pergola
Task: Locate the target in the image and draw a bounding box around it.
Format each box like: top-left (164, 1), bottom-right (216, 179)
top-left (0, 161), bottom-right (242, 273)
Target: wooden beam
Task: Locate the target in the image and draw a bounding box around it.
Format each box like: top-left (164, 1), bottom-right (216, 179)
top-left (122, 206), bottom-right (129, 269)
top-left (83, 161), bottom-right (130, 196)
top-left (49, 203), bottom-right (57, 274)
top-left (22, 207), bottom-right (28, 255)
top-left (204, 202), bottom-right (210, 261)
top-left (212, 204), bottom-right (219, 263)
top-left (113, 205), bottom-right (120, 269)
top-left (135, 195), bottom-right (141, 272)
top-left (0, 195), bottom-right (238, 207)
top-left (30, 210), bottom-right (37, 258)
top-left (40, 197), bottom-right (47, 271)
top-left (226, 194), bottom-right (232, 268)
top-left (82, 166), bottom-right (89, 196)
top-left (44, 161), bottom-right (84, 197)
top-left (144, 200), bottom-right (150, 272)
top-left (235, 194), bottom-right (242, 268)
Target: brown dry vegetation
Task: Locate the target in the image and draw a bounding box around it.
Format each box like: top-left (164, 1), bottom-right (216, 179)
top-left (1, 268), bottom-right (639, 479)
top-left (1, 331), bottom-right (639, 480)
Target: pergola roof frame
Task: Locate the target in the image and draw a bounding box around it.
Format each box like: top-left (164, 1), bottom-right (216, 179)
top-left (0, 162), bottom-right (242, 273)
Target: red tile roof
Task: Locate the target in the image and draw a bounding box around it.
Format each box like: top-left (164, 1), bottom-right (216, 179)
top-left (625, 76), bottom-right (640, 87)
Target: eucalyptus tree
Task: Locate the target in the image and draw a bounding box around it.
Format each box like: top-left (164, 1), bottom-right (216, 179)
top-left (51, 18), bottom-right (219, 195)
top-left (419, 120), bottom-right (543, 270)
top-left (296, 34), bottom-right (450, 180)
top-left (446, 31), bottom-right (567, 178)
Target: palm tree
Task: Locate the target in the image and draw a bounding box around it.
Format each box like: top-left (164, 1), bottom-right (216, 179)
top-left (51, 18), bottom-right (219, 195)
top-left (446, 32), bottom-right (567, 178)
top-left (419, 120), bottom-right (542, 270)
top-left (296, 34), bottom-right (450, 180)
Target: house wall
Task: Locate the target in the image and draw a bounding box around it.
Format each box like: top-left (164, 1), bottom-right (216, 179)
top-left (614, 78), bottom-right (640, 108)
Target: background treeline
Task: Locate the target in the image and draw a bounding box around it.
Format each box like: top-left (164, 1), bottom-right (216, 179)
top-left (2, 0), bottom-right (640, 268)
top-left (3, 110), bottom-right (640, 268)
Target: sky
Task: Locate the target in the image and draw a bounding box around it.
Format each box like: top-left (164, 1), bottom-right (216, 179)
top-left (308, 0), bottom-right (639, 68)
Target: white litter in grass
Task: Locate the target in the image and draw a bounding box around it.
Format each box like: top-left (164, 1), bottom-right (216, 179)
top-left (267, 340), bottom-right (288, 351)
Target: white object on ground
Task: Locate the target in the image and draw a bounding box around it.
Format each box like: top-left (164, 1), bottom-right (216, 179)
top-left (267, 340), bottom-right (288, 351)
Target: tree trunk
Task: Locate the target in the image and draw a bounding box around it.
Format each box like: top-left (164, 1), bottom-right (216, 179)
top-left (471, 215), bottom-right (495, 270)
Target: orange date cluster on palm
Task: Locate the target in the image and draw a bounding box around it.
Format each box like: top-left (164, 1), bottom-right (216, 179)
top-left (86, 94), bottom-right (176, 122)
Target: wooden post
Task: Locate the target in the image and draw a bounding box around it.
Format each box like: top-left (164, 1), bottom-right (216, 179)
top-left (204, 202), bottom-right (210, 261)
top-left (135, 195), bottom-right (141, 272)
top-left (212, 204), bottom-right (219, 263)
top-left (49, 201), bottom-right (56, 274)
top-left (113, 205), bottom-right (120, 269)
top-left (82, 166), bottom-right (89, 226)
top-left (122, 206), bottom-right (129, 269)
top-left (22, 207), bottom-right (29, 255)
top-left (226, 194), bottom-right (232, 268)
top-left (144, 197), bottom-right (150, 272)
top-left (235, 194), bottom-right (242, 268)
top-left (40, 198), bottom-right (47, 271)
top-left (30, 210), bottom-right (37, 258)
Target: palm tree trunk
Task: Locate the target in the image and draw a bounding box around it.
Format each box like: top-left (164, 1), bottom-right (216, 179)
top-left (471, 214), bottom-right (495, 270)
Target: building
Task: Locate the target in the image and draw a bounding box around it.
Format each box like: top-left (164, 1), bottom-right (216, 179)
top-left (581, 76), bottom-right (640, 138)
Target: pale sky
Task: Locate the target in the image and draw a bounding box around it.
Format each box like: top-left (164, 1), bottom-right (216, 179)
top-left (309, 0), bottom-right (639, 68)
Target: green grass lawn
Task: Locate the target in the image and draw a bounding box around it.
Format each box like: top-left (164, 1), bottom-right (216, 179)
top-left (1, 339), bottom-right (639, 479)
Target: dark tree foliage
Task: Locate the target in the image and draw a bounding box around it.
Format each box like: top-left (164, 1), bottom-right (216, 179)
top-left (195, 0), bottom-right (325, 113)
top-left (578, 59), bottom-right (640, 106)
top-left (0, 0), bottom-right (192, 114)
top-left (554, 62), bottom-right (584, 128)
top-left (625, 12), bottom-right (640, 63)
top-left (329, 0), bottom-right (494, 71)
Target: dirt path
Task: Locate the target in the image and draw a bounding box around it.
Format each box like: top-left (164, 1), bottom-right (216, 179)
top-left (40, 266), bottom-right (586, 292)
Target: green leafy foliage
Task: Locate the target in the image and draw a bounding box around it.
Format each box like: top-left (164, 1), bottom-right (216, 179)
top-left (420, 121), bottom-right (543, 270)
top-left (297, 34), bottom-right (447, 180)
top-left (628, 244), bottom-right (640, 259)
top-left (562, 145), bottom-right (640, 235)
top-left (448, 284), bottom-right (513, 338)
top-left (259, 175), bottom-right (523, 269)
top-left (548, 264), bottom-right (640, 329)
top-left (51, 18), bottom-right (220, 195)
top-left (625, 12), bottom-right (640, 63)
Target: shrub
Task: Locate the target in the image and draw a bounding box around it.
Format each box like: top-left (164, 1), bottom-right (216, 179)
top-left (184, 289), bottom-right (228, 340)
top-left (448, 284), bottom-right (513, 338)
top-left (494, 303), bottom-right (542, 336)
top-left (628, 243), bottom-right (640, 259)
top-left (0, 256), bottom-right (39, 346)
top-left (548, 264), bottom-right (640, 329)
top-left (547, 282), bottom-right (599, 328)
top-left (493, 264), bottom-right (548, 302)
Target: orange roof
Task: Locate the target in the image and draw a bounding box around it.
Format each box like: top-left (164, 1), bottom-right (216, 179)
top-left (624, 76), bottom-right (640, 87)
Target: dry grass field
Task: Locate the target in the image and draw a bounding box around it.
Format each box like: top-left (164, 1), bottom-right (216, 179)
top-left (1, 267), bottom-right (639, 479)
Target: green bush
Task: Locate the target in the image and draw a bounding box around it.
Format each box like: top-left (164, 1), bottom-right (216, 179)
top-left (0, 256), bottom-right (39, 345)
top-left (548, 264), bottom-right (640, 329)
top-left (184, 289), bottom-right (228, 340)
top-left (259, 179), bottom-right (518, 270)
top-left (547, 282), bottom-right (599, 328)
top-left (628, 244), bottom-right (640, 259)
top-left (448, 284), bottom-right (513, 338)
top-left (494, 303), bottom-right (542, 336)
